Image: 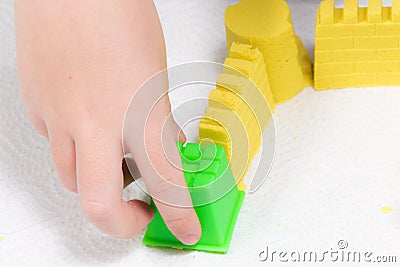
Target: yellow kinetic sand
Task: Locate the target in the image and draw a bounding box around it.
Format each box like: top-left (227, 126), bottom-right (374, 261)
top-left (199, 43), bottom-right (274, 190)
top-left (315, 0), bottom-right (400, 89)
top-left (225, 0), bottom-right (312, 103)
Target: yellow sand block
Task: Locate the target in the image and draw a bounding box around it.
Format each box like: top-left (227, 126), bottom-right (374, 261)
top-left (225, 0), bottom-right (312, 103)
top-left (315, 0), bottom-right (400, 89)
top-left (199, 43), bottom-right (273, 190)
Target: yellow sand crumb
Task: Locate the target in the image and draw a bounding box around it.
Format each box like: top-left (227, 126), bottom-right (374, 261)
top-left (381, 206), bottom-right (393, 214)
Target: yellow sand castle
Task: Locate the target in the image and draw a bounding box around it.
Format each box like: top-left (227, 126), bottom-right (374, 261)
top-left (225, 0), bottom-right (312, 103)
top-left (199, 0), bottom-right (312, 189)
top-left (199, 0), bottom-right (400, 191)
top-left (315, 0), bottom-right (400, 89)
top-left (198, 43), bottom-right (274, 190)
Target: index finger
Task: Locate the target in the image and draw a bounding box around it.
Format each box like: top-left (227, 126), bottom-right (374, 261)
top-left (133, 119), bottom-right (202, 245)
top-left (122, 69), bottom-right (201, 245)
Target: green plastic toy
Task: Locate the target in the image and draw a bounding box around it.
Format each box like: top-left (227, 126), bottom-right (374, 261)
top-left (142, 142), bottom-right (245, 253)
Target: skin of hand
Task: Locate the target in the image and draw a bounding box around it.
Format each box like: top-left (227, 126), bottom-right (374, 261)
top-left (14, 0), bottom-right (201, 244)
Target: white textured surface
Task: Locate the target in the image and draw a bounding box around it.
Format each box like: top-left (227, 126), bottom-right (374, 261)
top-left (1, 1), bottom-right (400, 266)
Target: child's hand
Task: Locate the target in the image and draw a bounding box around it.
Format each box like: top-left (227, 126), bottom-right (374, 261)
top-left (15, 0), bottom-right (201, 245)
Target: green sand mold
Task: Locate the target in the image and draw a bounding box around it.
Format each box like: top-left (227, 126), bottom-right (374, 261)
top-left (142, 142), bottom-right (245, 253)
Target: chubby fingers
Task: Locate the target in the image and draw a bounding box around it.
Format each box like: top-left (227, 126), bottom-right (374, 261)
top-left (48, 130), bottom-right (77, 192)
top-left (131, 116), bottom-right (201, 245)
top-left (136, 129), bottom-right (201, 245)
top-left (122, 67), bottom-right (201, 245)
top-left (75, 131), bottom-right (153, 238)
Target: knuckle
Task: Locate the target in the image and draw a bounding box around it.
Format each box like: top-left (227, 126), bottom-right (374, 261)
top-left (76, 122), bottom-right (99, 139)
top-left (153, 176), bottom-right (179, 197)
top-left (80, 199), bottom-right (113, 222)
top-left (164, 216), bottom-right (187, 232)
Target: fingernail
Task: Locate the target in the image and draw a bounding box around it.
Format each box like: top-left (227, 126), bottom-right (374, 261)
top-left (177, 234), bottom-right (200, 245)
